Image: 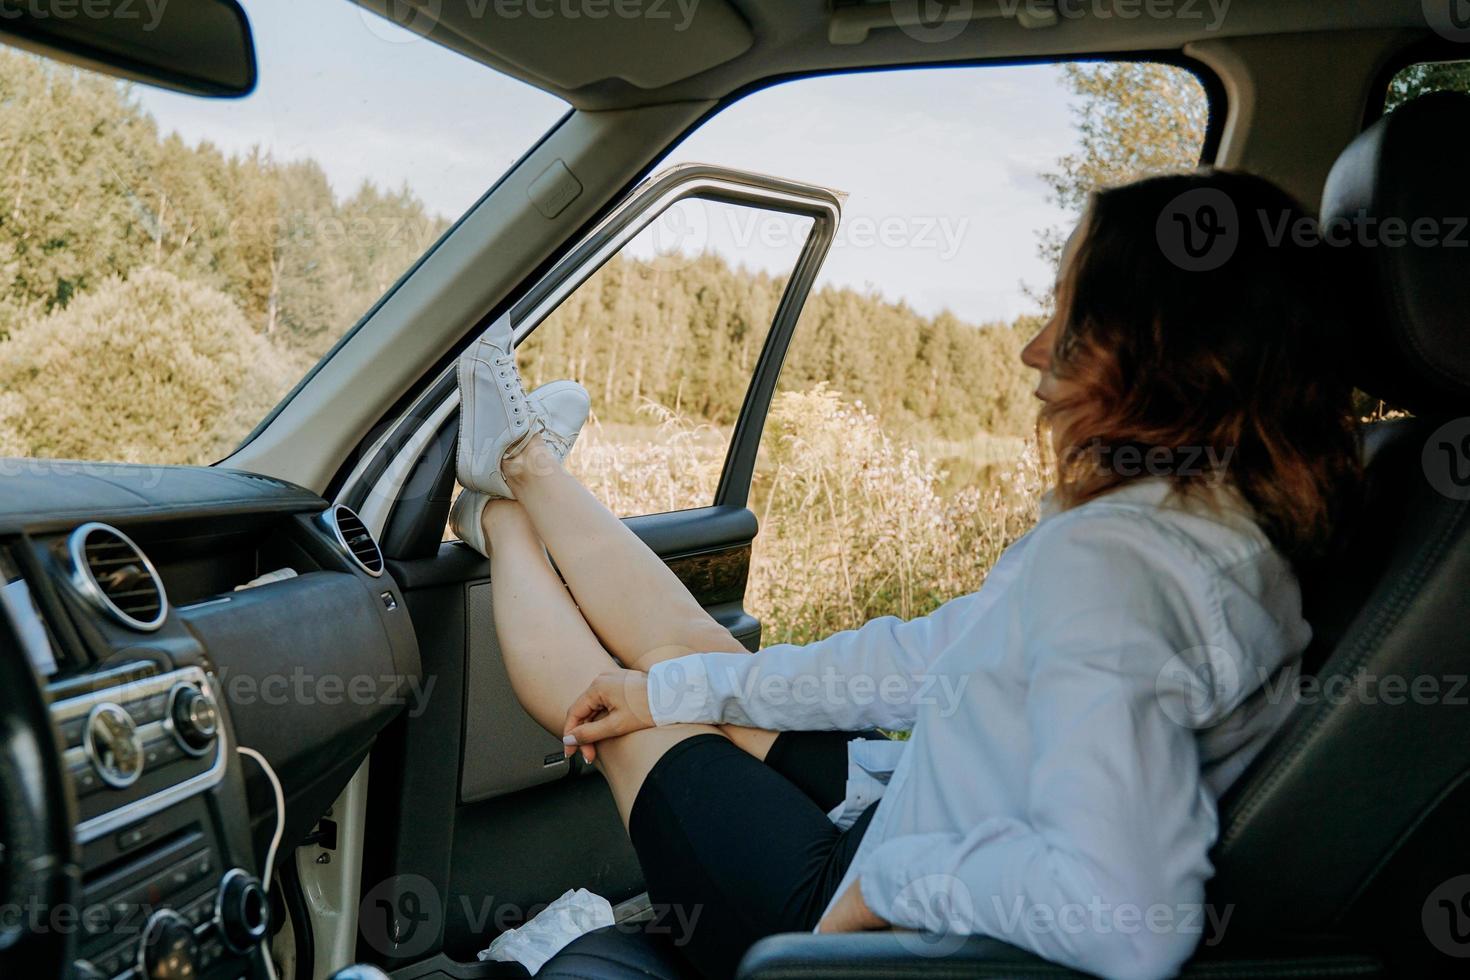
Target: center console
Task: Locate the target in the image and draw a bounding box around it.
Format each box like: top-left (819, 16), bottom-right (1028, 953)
top-left (1, 462), bottom-right (422, 980)
top-left (50, 659), bottom-right (269, 980)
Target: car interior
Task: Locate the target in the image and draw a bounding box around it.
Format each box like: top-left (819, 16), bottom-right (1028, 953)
top-left (1, 1), bottom-right (1469, 979)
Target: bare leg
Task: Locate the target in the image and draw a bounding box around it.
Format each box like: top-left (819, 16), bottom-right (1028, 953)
top-left (502, 440), bottom-right (744, 667)
top-left (497, 442), bottom-right (777, 760)
top-left (485, 498), bottom-right (726, 824)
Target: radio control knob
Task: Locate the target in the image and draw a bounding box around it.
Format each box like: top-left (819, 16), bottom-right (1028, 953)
top-left (138, 909), bottom-right (198, 980)
top-left (216, 869), bottom-right (269, 953)
top-left (84, 703), bottom-right (143, 788)
top-left (167, 683), bottom-right (219, 755)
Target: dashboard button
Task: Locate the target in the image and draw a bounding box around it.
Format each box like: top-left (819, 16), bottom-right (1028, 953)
top-left (166, 684), bottom-right (219, 756)
top-left (59, 715), bottom-right (88, 747)
top-left (70, 760), bottom-right (103, 796)
top-left (84, 703), bottom-right (144, 789)
top-left (135, 692), bottom-right (170, 723)
top-left (115, 823), bottom-right (152, 850)
top-left (139, 909), bottom-right (198, 980)
top-left (215, 869), bottom-right (269, 954)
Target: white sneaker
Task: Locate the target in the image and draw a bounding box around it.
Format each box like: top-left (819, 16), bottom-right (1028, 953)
top-left (450, 381), bottom-right (591, 556)
top-left (457, 318), bottom-right (537, 496)
top-left (529, 379), bottom-right (592, 464)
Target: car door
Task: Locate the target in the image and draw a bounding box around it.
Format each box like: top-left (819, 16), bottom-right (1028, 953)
top-left (330, 164), bottom-right (841, 971)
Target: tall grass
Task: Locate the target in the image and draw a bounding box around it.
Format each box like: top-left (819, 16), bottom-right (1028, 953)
top-left (563, 384), bottom-right (1043, 645)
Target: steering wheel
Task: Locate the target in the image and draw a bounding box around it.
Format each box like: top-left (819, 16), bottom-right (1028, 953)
top-left (0, 612), bottom-right (78, 978)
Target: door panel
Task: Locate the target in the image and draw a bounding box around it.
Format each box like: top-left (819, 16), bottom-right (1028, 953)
top-left (458, 503), bottom-right (765, 802)
top-left (354, 166), bottom-right (841, 971)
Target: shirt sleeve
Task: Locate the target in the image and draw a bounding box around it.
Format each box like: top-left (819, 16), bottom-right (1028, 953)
top-left (854, 514), bottom-right (1221, 980)
top-left (644, 586), bottom-right (989, 732)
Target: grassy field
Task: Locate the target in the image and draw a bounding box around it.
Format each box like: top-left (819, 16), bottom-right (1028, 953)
top-left (560, 386), bottom-right (1042, 645)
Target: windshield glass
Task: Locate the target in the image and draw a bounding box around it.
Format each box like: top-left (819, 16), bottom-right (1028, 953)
top-left (0, 0), bottom-right (566, 466)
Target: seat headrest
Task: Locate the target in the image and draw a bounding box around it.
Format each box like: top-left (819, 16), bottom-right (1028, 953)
top-left (1321, 91), bottom-right (1470, 415)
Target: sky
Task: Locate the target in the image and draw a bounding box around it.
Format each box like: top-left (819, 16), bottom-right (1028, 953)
top-left (135, 0), bottom-right (1086, 326)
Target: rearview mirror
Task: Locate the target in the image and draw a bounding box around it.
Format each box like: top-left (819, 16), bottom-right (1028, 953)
top-left (0, 0), bottom-right (256, 98)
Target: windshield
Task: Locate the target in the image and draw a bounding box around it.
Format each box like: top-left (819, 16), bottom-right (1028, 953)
top-left (0, 0), bottom-right (566, 466)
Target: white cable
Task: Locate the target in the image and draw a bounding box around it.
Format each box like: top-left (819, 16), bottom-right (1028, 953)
top-left (237, 745), bottom-right (285, 888)
top-left (238, 745), bottom-right (285, 980)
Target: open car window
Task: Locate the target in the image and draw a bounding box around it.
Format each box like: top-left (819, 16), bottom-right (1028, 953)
top-left (0, 0), bottom-right (565, 467)
top-left (1383, 58), bottom-right (1470, 113)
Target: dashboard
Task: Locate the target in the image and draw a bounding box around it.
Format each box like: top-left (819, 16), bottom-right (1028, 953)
top-left (0, 459), bottom-right (421, 979)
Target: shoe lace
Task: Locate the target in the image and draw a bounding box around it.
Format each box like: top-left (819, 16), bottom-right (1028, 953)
top-left (541, 426), bottom-right (573, 459)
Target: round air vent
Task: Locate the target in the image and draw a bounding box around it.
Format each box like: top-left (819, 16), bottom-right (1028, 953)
top-left (326, 505), bottom-right (384, 577)
top-left (67, 523), bottom-right (168, 631)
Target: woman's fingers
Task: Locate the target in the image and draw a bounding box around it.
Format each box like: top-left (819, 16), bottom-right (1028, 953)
top-left (567, 711), bottom-right (632, 745)
top-left (564, 684), bottom-right (608, 733)
top-left (561, 669), bottom-right (655, 760)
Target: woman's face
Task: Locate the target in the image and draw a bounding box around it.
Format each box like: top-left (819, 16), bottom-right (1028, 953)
top-left (1021, 219), bottom-right (1088, 437)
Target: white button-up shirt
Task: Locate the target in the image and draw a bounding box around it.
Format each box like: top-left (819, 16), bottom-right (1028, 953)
top-left (645, 478), bottom-right (1309, 980)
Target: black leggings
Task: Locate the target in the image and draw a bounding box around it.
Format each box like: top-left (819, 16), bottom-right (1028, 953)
top-left (627, 730), bottom-right (880, 978)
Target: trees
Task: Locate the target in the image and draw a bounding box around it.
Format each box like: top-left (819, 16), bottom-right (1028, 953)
top-left (0, 49), bottom-right (450, 461)
top-left (1033, 63), bottom-right (1209, 289)
top-left (0, 268), bottom-right (298, 464)
top-left (517, 250), bottom-right (1038, 440)
top-left (1385, 60), bottom-right (1470, 112)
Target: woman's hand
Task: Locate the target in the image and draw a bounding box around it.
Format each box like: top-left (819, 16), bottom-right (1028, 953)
top-left (562, 668), bottom-right (655, 763)
top-left (816, 878), bottom-right (889, 933)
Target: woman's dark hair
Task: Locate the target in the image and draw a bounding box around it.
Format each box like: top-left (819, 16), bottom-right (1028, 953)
top-left (1044, 169), bottom-right (1361, 562)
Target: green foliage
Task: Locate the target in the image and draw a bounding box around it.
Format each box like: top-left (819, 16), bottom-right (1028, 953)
top-left (520, 252), bottom-right (1039, 441)
top-left (1032, 63), bottom-right (1208, 297)
top-left (0, 48), bottom-right (449, 460)
top-left (1384, 60), bottom-right (1470, 113)
top-left (0, 268), bottom-right (299, 464)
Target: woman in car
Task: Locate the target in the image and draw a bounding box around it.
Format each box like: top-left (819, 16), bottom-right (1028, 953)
top-left (447, 169), bottom-right (1359, 980)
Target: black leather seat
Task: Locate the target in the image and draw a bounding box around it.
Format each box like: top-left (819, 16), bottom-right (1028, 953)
top-left (536, 91), bottom-right (1470, 980)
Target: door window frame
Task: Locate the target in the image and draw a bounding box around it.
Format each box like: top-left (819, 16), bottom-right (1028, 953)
top-left (337, 163), bottom-right (842, 537)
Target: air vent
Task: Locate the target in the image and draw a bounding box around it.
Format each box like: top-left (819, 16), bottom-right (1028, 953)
top-left (67, 523), bottom-right (168, 631)
top-left (327, 505), bottom-right (384, 577)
